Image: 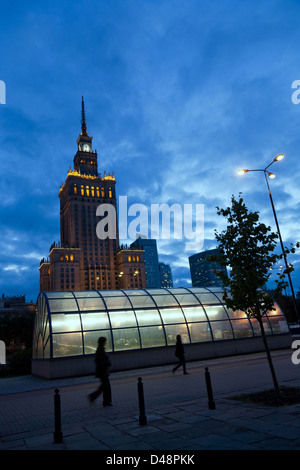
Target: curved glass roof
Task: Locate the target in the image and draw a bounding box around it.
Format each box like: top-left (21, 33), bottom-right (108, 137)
top-left (32, 287), bottom-right (289, 359)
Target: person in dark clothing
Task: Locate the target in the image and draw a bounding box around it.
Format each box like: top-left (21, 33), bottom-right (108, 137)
top-left (88, 337), bottom-right (112, 406)
top-left (172, 334), bottom-right (188, 375)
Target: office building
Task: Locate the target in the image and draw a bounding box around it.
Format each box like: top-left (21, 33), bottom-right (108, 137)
top-left (159, 262), bottom-right (173, 288)
top-left (189, 248), bottom-right (228, 288)
top-left (130, 238), bottom-right (161, 288)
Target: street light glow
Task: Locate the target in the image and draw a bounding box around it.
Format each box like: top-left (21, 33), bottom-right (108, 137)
top-left (274, 154), bottom-right (284, 162)
top-left (237, 169), bottom-right (248, 175)
top-left (268, 172), bottom-right (276, 179)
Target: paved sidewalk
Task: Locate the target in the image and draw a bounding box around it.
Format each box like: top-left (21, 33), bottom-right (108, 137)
top-left (1, 349), bottom-right (300, 451)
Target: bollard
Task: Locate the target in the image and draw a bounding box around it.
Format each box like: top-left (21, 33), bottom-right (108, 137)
top-left (204, 367), bottom-right (216, 410)
top-left (137, 377), bottom-right (147, 425)
top-left (53, 388), bottom-right (63, 443)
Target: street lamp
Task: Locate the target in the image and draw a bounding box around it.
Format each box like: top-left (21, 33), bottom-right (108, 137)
top-left (238, 154), bottom-right (299, 322)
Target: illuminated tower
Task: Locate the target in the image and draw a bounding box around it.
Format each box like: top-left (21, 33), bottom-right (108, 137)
top-left (40, 98), bottom-right (146, 292)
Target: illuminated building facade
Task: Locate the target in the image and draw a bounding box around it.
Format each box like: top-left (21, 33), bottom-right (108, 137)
top-left (39, 98), bottom-right (146, 292)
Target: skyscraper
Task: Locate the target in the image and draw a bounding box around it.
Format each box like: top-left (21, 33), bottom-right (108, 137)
top-left (159, 262), bottom-right (173, 289)
top-left (189, 248), bottom-right (228, 288)
top-left (40, 98), bottom-right (146, 292)
top-left (130, 238), bottom-right (161, 288)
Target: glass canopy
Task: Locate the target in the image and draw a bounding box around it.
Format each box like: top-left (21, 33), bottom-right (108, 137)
top-left (32, 287), bottom-right (289, 359)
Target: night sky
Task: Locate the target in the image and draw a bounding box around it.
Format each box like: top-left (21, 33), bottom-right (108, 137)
top-left (1, 0), bottom-right (300, 302)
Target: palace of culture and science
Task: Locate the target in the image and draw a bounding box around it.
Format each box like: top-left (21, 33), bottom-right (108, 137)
top-left (39, 98), bottom-right (147, 292)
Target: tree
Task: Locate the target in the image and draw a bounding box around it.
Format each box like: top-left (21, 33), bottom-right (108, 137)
top-left (210, 194), bottom-right (290, 399)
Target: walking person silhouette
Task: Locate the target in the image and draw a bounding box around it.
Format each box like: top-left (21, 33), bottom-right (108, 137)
top-left (88, 337), bottom-right (112, 406)
top-left (172, 334), bottom-right (189, 375)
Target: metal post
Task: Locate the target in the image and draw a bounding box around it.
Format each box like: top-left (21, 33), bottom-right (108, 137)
top-left (205, 367), bottom-right (216, 410)
top-left (137, 377), bottom-right (147, 425)
top-left (53, 388), bottom-right (63, 443)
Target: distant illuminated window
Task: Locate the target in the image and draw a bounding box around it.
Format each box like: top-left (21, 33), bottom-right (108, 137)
top-left (96, 187), bottom-right (100, 198)
top-left (101, 188), bottom-right (105, 198)
top-left (109, 187), bottom-right (112, 198)
top-left (128, 255), bottom-right (132, 262)
top-left (86, 186), bottom-right (90, 197)
top-left (91, 186), bottom-right (95, 197)
top-left (137, 256), bottom-right (139, 262)
top-left (74, 184), bottom-right (77, 195)
top-left (81, 185), bottom-right (84, 196)
top-left (65, 255), bottom-right (69, 261)
top-left (60, 255), bottom-right (64, 261)
top-left (70, 254), bottom-right (74, 261)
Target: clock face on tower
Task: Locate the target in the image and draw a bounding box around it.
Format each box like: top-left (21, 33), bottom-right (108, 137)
top-left (82, 143), bottom-right (91, 152)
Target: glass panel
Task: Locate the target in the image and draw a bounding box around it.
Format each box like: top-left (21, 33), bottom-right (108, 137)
top-left (48, 298), bottom-right (78, 313)
top-left (112, 328), bottom-right (140, 350)
top-left (250, 317), bottom-right (272, 336)
top-left (227, 308), bottom-right (248, 319)
top-left (152, 295), bottom-right (178, 307)
top-left (52, 332), bottom-right (83, 357)
top-left (146, 289), bottom-right (169, 295)
top-left (77, 297), bottom-right (106, 311)
top-left (109, 310), bottom-right (137, 328)
top-left (140, 326), bottom-right (166, 348)
top-left (268, 316), bottom-right (289, 334)
top-left (173, 293), bottom-right (199, 305)
top-left (164, 324), bottom-right (189, 345)
top-left (231, 319), bottom-right (253, 338)
top-left (100, 290), bottom-right (125, 296)
top-left (104, 296), bottom-right (131, 310)
top-left (46, 292), bottom-right (74, 299)
top-left (124, 289), bottom-right (148, 295)
top-left (75, 291), bottom-right (100, 298)
top-left (204, 305), bottom-right (228, 321)
top-left (134, 309), bottom-right (162, 326)
top-left (210, 321), bottom-right (234, 340)
top-left (182, 306), bottom-right (207, 322)
top-left (83, 330), bottom-right (112, 354)
top-left (188, 322), bottom-right (212, 342)
top-left (81, 311), bottom-right (110, 330)
top-left (159, 307), bottom-right (185, 324)
top-left (193, 293), bottom-right (221, 305)
top-left (51, 313), bottom-right (81, 333)
top-left (129, 295), bottom-right (156, 308)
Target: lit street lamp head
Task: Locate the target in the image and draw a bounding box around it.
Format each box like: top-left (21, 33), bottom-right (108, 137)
top-left (237, 169), bottom-right (249, 175)
top-left (274, 154), bottom-right (284, 162)
top-left (268, 172), bottom-right (276, 179)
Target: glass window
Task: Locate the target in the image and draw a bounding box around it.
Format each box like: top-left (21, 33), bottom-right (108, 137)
top-left (226, 308), bottom-right (248, 319)
top-left (104, 296), bottom-right (131, 310)
top-left (135, 309), bottom-right (162, 326)
top-left (182, 306), bottom-right (207, 322)
top-left (48, 298), bottom-right (78, 313)
top-left (52, 332), bottom-right (83, 357)
top-left (77, 297), bottom-right (106, 311)
top-left (159, 307), bottom-right (185, 324)
top-left (210, 320), bottom-right (234, 340)
top-left (188, 322), bottom-right (212, 342)
top-left (164, 324), bottom-right (190, 345)
top-left (129, 295), bottom-right (156, 308)
top-left (152, 295), bottom-right (179, 307)
top-left (112, 328), bottom-right (140, 351)
top-left (81, 311), bottom-right (110, 330)
top-left (46, 292), bottom-right (74, 299)
top-left (75, 291), bottom-right (100, 298)
top-left (51, 313), bottom-right (81, 333)
top-left (204, 305), bottom-right (228, 321)
top-left (192, 292), bottom-right (221, 305)
top-left (140, 326), bottom-right (166, 348)
top-left (109, 310), bottom-right (137, 328)
top-left (231, 319), bottom-right (253, 338)
top-left (268, 316), bottom-right (289, 334)
top-left (83, 330), bottom-right (112, 354)
top-left (173, 293), bottom-right (199, 305)
top-left (250, 317), bottom-right (272, 336)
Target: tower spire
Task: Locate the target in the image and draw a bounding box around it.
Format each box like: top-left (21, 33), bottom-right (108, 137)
top-left (81, 96), bottom-right (87, 136)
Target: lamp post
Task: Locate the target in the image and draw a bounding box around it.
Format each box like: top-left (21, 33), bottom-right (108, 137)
top-left (238, 154), bottom-right (299, 323)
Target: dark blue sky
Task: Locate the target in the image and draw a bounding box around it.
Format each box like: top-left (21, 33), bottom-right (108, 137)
top-left (1, 0), bottom-right (300, 302)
